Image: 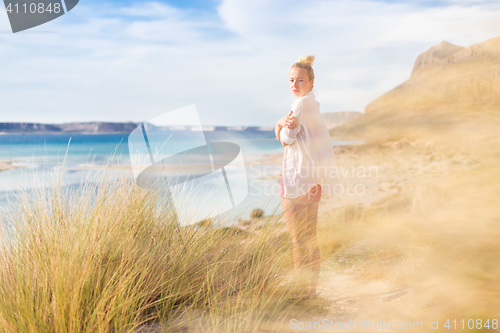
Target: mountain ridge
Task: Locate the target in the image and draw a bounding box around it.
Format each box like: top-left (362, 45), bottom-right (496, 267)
top-left (412, 36), bottom-right (500, 75)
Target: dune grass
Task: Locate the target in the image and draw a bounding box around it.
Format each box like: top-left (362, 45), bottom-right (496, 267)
top-left (0, 169), bottom-right (320, 332)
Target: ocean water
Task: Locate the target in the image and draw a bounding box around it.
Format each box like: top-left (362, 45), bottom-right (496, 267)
top-left (0, 131), bottom-right (363, 226)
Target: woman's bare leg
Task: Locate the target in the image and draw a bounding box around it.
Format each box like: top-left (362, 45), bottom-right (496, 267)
top-left (282, 192), bottom-right (321, 295)
top-left (281, 197), bottom-right (308, 270)
top-left (304, 198), bottom-right (321, 294)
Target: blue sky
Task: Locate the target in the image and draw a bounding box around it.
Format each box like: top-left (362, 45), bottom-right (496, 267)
top-left (1, 0), bottom-right (499, 126)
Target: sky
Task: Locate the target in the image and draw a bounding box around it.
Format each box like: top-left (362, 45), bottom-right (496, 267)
top-left (0, 0), bottom-right (499, 126)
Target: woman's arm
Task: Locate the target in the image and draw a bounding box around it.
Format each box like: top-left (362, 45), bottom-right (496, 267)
top-left (275, 111), bottom-right (299, 141)
top-left (279, 100), bottom-right (304, 146)
top-left (275, 120), bottom-right (283, 141)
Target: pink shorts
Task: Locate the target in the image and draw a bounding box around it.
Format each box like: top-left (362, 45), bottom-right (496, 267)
top-left (280, 174), bottom-right (322, 202)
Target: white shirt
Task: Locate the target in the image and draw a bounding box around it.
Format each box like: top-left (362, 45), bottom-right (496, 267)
top-left (280, 90), bottom-right (340, 199)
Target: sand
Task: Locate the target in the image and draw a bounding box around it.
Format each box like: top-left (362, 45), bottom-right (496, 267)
top-left (0, 160), bottom-right (24, 172)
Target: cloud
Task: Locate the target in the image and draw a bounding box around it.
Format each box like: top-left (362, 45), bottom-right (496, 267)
top-left (215, 0), bottom-right (500, 107)
top-left (217, 0), bottom-right (500, 46)
top-left (0, 0), bottom-right (499, 126)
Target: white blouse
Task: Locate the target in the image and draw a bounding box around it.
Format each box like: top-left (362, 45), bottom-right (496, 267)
top-left (280, 90), bottom-right (340, 199)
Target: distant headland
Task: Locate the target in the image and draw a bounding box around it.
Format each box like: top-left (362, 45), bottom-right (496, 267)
top-left (0, 122), bottom-right (275, 134)
top-left (0, 112), bottom-right (361, 134)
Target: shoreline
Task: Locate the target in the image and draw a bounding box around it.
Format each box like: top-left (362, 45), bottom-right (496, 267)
top-left (1, 141), bottom-right (402, 216)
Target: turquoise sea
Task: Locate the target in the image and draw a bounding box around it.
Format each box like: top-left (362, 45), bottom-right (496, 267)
top-left (0, 131), bottom-right (363, 225)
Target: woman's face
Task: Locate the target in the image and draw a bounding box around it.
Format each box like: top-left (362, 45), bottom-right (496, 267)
top-left (289, 67), bottom-right (314, 98)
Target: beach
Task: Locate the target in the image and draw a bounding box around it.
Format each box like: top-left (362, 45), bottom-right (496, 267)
top-left (1, 128), bottom-right (498, 332)
top-left (0, 124), bottom-right (498, 332)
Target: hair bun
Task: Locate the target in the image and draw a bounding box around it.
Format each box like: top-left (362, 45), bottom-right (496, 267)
top-left (299, 54), bottom-right (315, 66)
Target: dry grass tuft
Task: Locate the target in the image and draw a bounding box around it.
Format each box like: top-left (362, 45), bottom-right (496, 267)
top-left (0, 170), bottom-right (323, 332)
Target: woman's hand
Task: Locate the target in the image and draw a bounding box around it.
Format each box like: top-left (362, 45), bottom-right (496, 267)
top-left (276, 110), bottom-right (299, 141)
top-left (279, 111), bottom-right (299, 129)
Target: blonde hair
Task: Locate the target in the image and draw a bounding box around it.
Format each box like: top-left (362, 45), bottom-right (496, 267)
top-left (290, 54), bottom-right (315, 82)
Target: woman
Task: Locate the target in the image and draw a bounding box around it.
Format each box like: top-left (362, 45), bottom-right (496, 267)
top-left (275, 55), bottom-right (340, 298)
